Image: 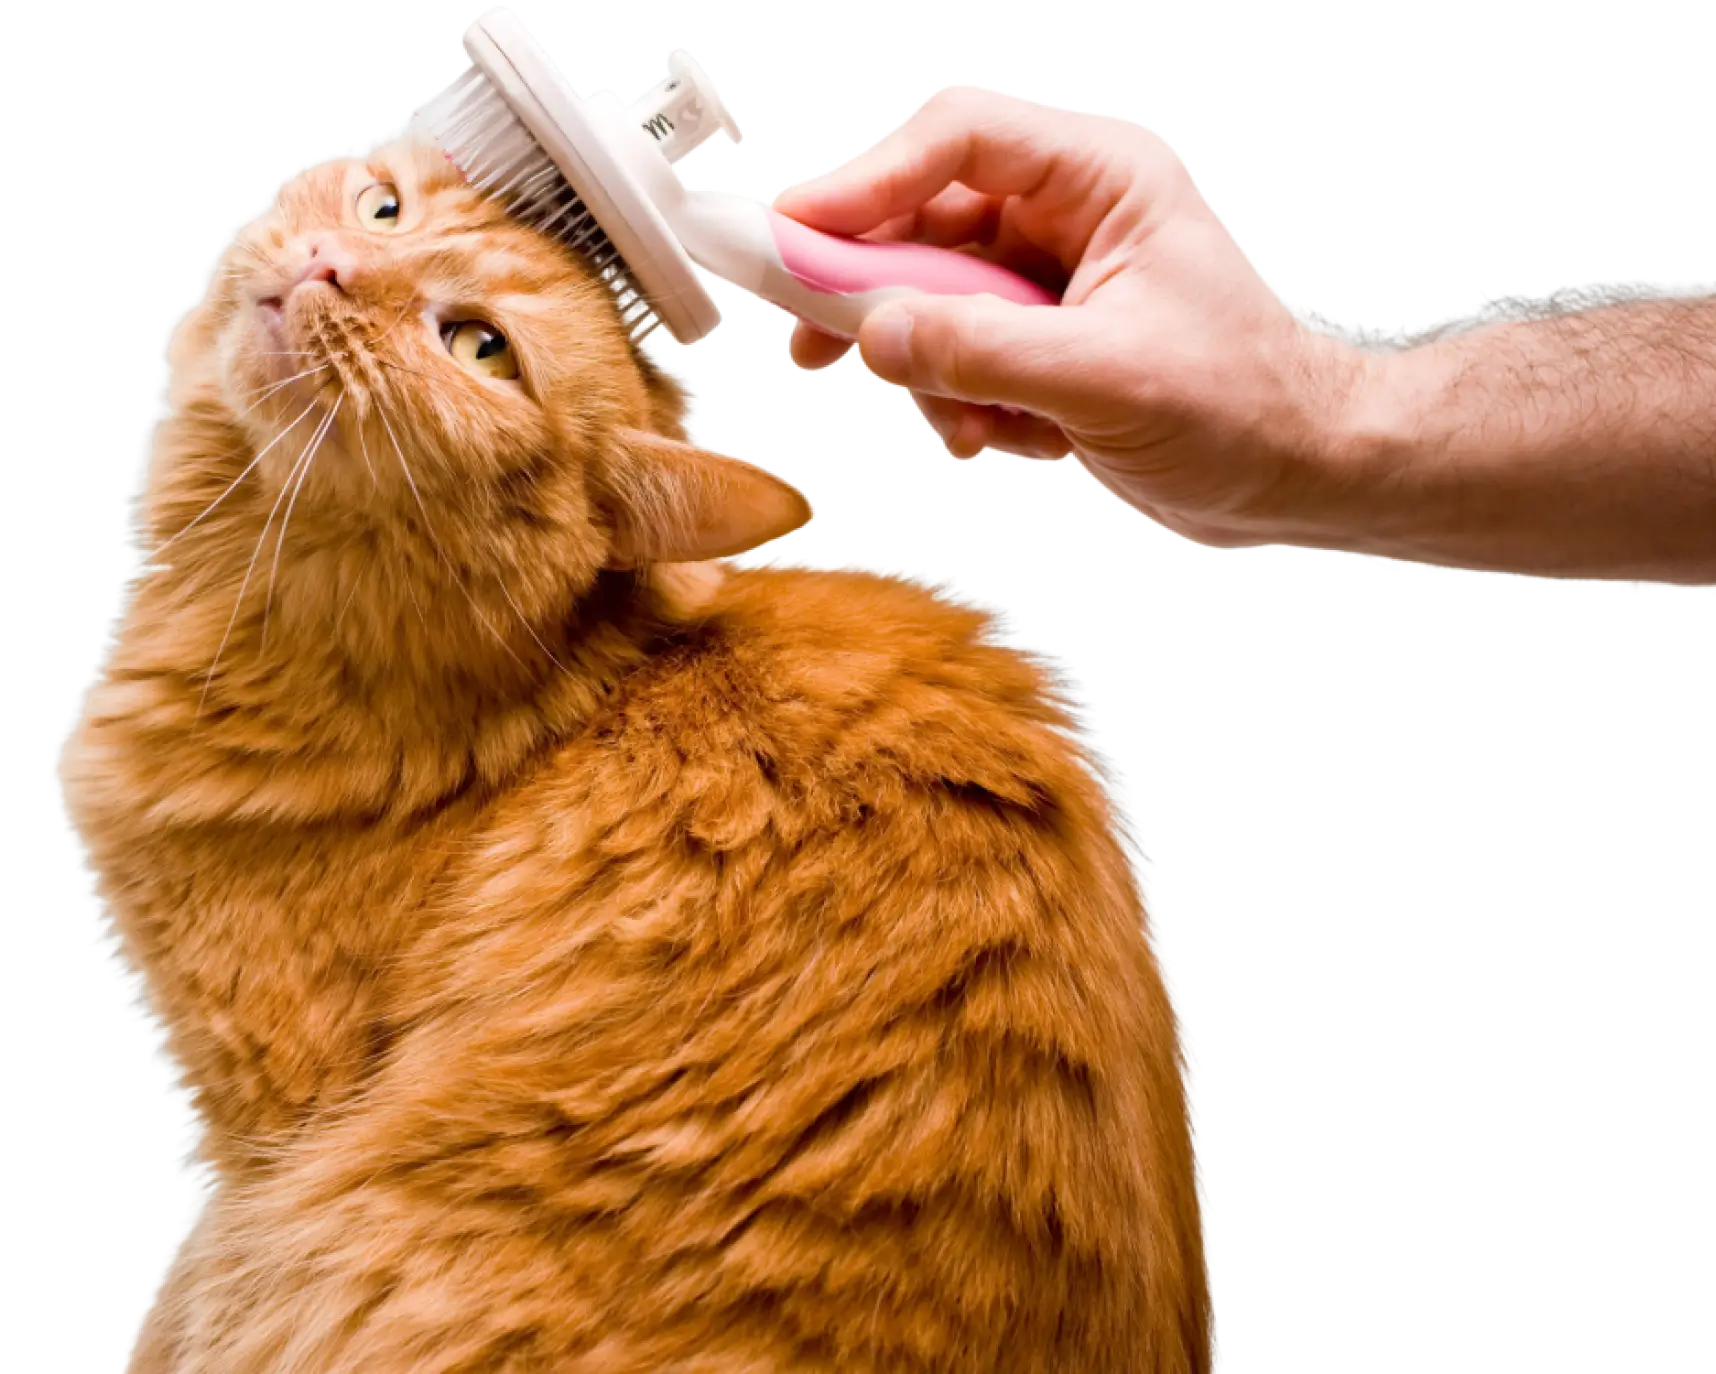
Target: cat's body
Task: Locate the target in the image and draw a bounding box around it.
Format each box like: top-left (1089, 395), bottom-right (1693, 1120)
top-left (65, 143), bottom-right (1208, 1372)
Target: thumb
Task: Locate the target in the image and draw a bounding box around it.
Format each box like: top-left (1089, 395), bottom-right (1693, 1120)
top-left (856, 295), bottom-right (1092, 420)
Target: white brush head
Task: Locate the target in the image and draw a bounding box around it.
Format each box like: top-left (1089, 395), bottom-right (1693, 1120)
top-left (412, 8), bottom-right (724, 344)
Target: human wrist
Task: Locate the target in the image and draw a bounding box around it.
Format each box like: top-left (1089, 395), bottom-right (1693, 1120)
top-left (1226, 330), bottom-right (1416, 555)
top-left (1306, 338), bottom-right (1451, 559)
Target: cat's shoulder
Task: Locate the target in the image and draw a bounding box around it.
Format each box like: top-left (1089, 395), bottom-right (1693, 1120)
top-left (594, 566), bottom-right (1094, 819)
top-left (711, 563), bottom-right (1044, 693)
top-left (699, 565), bottom-right (1069, 749)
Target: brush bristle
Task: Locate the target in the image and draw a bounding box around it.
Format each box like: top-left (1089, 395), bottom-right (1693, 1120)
top-left (413, 68), bottom-right (660, 342)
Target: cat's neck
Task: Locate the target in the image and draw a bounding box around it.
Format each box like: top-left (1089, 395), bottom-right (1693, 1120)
top-left (105, 517), bottom-right (686, 826)
top-left (248, 528), bottom-right (660, 724)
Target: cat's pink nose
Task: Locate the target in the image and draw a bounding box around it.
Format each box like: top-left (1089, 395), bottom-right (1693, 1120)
top-left (293, 238), bottom-right (356, 293)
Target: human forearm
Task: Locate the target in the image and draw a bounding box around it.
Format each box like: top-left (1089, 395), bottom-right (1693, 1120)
top-left (1326, 296), bottom-right (1716, 582)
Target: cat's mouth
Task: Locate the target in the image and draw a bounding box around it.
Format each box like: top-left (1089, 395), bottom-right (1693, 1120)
top-left (254, 278), bottom-right (343, 342)
top-left (252, 289), bottom-right (405, 430)
top-left (228, 294), bottom-right (357, 430)
top-left (254, 294), bottom-right (289, 348)
top-left (253, 274), bottom-right (344, 322)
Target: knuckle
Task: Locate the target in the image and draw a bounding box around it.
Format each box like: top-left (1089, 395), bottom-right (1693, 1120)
top-left (921, 85), bottom-right (991, 125)
top-left (920, 309), bottom-right (975, 398)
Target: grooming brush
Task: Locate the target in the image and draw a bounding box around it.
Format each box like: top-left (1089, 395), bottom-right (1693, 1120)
top-left (413, 7), bottom-right (1057, 346)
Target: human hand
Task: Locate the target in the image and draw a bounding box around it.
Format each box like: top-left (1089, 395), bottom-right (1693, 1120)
top-left (775, 89), bottom-right (1368, 548)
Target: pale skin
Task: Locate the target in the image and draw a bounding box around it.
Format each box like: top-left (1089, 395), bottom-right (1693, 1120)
top-left (778, 88), bottom-right (1716, 584)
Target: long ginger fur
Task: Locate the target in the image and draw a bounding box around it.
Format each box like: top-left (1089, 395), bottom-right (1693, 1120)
top-left (64, 141), bottom-right (1209, 1372)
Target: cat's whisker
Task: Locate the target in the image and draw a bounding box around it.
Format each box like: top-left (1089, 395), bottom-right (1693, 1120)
top-left (374, 400), bottom-right (528, 670)
top-left (262, 393), bottom-right (343, 649)
top-left (235, 364), bottom-right (330, 417)
top-left (373, 358), bottom-right (440, 385)
top-left (374, 401), bottom-right (562, 675)
top-left (498, 580), bottom-right (566, 673)
top-left (368, 300), bottom-right (418, 346)
top-left (246, 423), bottom-right (321, 657)
top-left (400, 557), bottom-right (432, 632)
top-left (354, 412), bottom-right (379, 491)
top-left (154, 394), bottom-right (324, 558)
top-left (333, 567), bottom-right (366, 634)
top-left (198, 415), bottom-right (326, 721)
top-left (413, 429), bottom-right (569, 675)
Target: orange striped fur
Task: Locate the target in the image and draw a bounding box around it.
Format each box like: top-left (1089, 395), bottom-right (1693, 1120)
top-left (64, 142), bottom-right (1208, 1372)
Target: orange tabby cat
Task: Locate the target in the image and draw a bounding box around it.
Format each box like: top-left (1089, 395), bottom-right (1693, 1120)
top-left (64, 140), bottom-right (1208, 1372)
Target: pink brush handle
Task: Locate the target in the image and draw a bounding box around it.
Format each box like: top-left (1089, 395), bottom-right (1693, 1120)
top-left (762, 210), bottom-right (1057, 339)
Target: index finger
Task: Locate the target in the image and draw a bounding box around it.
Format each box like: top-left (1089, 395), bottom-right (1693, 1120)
top-left (773, 88), bottom-right (1132, 269)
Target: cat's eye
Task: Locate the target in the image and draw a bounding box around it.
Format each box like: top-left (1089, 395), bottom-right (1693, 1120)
top-left (442, 321), bottom-right (520, 381)
top-left (356, 183), bottom-right (402, 230)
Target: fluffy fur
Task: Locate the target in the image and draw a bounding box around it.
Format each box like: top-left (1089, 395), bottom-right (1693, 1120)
top-left (64, 141), bottom-right (1209, 1372)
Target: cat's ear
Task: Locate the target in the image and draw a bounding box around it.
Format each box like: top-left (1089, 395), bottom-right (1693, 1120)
top-left (606, 429), bottom-right (811, 567)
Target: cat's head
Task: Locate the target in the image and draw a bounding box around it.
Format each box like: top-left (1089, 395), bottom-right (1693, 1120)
top-left (160, 140), bottom-right (807, 616)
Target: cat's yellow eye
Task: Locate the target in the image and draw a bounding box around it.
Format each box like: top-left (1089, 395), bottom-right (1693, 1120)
top-left (444, 321), bottom-right (520, 381)
top-left (356, 182), bottom-right (402, 230)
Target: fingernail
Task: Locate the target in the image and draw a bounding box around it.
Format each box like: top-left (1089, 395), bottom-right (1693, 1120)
top-left (861, 305), bottom-right (914, 383)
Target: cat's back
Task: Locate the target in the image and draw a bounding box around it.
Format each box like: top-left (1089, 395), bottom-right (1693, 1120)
top-left (582, 564), bottom-right (1090, 842)
top-left (445, 566), bottom-right (1105, 944)
top-left (375, 567), bottom-right (1210, 1372)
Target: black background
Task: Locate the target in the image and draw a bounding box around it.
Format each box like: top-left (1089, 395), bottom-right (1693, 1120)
top-left (46, 5), bottom-right (1709, 1365)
